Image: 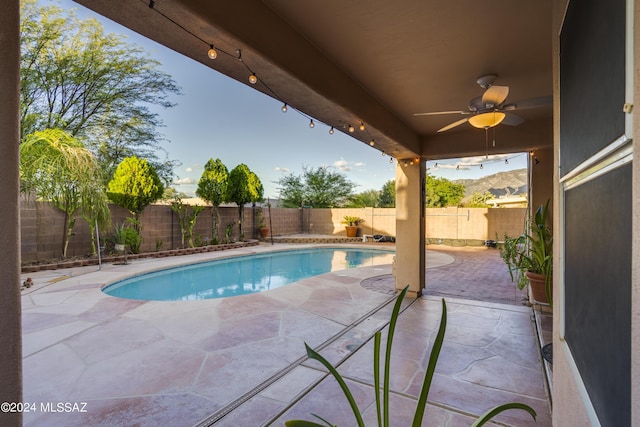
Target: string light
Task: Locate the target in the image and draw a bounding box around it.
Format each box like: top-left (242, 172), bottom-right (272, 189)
top-left (456, 165), bottom-right (460, 170)
top-left (434, 163), bottom-right (438, 168)
top-left (207, 45), bottom-right (217, 59)
top-left (480, 164), bottom-right (483, 169)
top-left (505, 159), bottom-right (509, 164)
top-left (382, 151), bottom-right (386, 156)
top-left (145, 2), bottom-right (388, 155)
top-left (389, 157), bottom-right (394, 163)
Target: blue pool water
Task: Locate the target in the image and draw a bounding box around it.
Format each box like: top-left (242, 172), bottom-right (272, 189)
top-left (103, 248), bottom-right (395, 301)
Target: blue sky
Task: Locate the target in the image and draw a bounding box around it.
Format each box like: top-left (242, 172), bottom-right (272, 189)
top-left (51, 0), bottom-right (527, 198)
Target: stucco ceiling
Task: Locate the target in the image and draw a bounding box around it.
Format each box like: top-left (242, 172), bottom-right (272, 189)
top-left (75, 0), bottom-right (553, 160)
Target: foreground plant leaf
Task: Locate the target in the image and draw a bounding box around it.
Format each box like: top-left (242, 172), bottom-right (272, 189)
top-left (412, 298), bottom-right (447, 426)
top-left (285, 412), bottom-right (337, 427)
top-left (383, 285), bottom-right (409, 426)
top-left (286, 285), bottom-right (538, 427)
top-left (302, 342), bottom-right (365, 427)
top-left (471, 402), bottom-right (537, 426)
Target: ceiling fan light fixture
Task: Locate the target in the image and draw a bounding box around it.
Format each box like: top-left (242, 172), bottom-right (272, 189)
top-left (468, 111), bottom-right (506, 129)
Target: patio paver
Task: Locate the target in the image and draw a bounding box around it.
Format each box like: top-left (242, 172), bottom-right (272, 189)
top-left (20, 243), bottom-right (550, 426)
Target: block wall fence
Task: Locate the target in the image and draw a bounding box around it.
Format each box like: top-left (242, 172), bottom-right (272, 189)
top-left (19, 199), bottom-right (527, 262)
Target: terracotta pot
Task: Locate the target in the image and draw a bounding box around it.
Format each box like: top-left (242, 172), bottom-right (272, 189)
top-left (345, 226), bottom-right (358, 237)
top-left (259, 227), bottom-right (270, 238)
top-left (526, 271), bottom-right (549, 304)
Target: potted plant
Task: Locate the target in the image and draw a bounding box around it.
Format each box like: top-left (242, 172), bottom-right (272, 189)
top-left (256, 208), bottom-right (270, 238)
top-left (341, 215), bottom-right (364, 238)
top-left (500, 200), bottom-right (552, 305)
top-left (112, 223), bottom-right (141, 262)
top-left (113, 223), bottom-right (127, 253)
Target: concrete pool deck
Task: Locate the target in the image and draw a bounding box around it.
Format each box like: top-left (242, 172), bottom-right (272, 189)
top-left (20, 243), bottom-right (550, 426)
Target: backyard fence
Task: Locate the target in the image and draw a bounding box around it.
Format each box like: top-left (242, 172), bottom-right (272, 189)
top-left (20, 198), bottom-right (527, 263)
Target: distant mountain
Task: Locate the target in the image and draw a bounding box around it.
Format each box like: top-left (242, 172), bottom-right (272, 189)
top-left (453, 168), bottom-right (527, 199)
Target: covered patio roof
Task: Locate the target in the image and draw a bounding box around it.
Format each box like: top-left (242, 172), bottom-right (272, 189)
top-left (75, 0), bottom-right (553, 161)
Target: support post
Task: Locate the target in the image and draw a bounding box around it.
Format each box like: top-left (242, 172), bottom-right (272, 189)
top-left (0, 1), bottom-right (23, 425)
top-left (393, 158), bottom-right (426, 298)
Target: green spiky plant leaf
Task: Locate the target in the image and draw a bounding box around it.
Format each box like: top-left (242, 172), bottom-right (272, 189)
top-left (286, 285), bottom-right (537, 426)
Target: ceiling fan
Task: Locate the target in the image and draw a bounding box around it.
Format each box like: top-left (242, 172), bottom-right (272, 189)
top-left (414, 74), bottom-right (550, 133)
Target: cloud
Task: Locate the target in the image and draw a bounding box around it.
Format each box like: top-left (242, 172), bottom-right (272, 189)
top-left (334, 159), bottom-right (352, 171)
top-left (185, 167), bottom-right (193, 173)
top-left (275, 167), bottom-right (290, 172)
top-left (173, 177), bottom-right (196, 185)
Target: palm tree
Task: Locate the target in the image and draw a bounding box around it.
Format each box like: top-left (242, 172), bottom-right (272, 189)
top-left (20, 128), bottom-right (109, 258)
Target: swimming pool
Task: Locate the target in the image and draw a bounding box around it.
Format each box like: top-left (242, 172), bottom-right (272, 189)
top-left (103, 247), bottom-right (395, 301)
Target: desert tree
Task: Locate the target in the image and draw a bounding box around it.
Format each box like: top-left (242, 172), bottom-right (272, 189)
top-left (107, 156), bottom-right (164, 248)
top-left (19, 0), bottom-right (181, 183)
top-left (20, 128), bottom-right (109, 258)
top-left (277, 165), bottom-right (356, 208)
top-left (196, 158), bottom-right (229, 244)
top-left (226, 164), bottom-right (263, 241)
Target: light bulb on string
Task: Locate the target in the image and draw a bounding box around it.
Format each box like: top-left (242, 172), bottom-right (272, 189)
top-left (329, 127), bottom-right (334, 135)
top-left (389, 157), bottom-right (394, 163)
top-left (309, 119), bottom-right (315, 128)
top-left (434, 163), bottom-right (438, 168)
top-left (505, 158), bottom-right (509, 165)
top-left (249, 73), bottom-right (258, 84)
top-left (359, 122), bottom-right (365, 131)
top-left (456, 165), bottom-right (459, 170)
top-left (480, 164), bottom-right (483, 169)
top-left (369, 139), bottom-right (375, 146)
top-left (281, 103), bottom-right (288, 113)
top-left (348, 125), bottom-right (355, 133)
top-left (207, 45), bottom-right (217, 59)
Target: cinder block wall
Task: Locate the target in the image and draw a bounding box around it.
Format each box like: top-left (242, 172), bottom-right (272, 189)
top-left (20, 199), bottom-right (528, 262)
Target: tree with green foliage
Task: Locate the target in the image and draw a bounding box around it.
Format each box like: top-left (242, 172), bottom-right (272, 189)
top-left (80, 184), bottom-right (112, 256)
top-left (171, 197), bottom-right (205, 248)
top-left (378, 180), bottom-right (396, 207)
top-left (276, 173), bottom-right (306, 208)
top-left (346, 190), bottom-right (380, 208)
top-left (107, 156), bottom-right (164, 234)
top-left (277, 166), bottom-right (356, 208)
top-left (226, 164), bottom-right (263, 241)
top-left (162, 187), bottom-right (188, 201)
top-left (463, 191), bottom-right (494, 207)
top-left (19, 0), bottom-right (181, 184)
top-left (20, 128), bottom-right (109, 258)
top-left (425, 175), bottom-right (465, 207)
top-left (197, 158), bottom-right (229, 244)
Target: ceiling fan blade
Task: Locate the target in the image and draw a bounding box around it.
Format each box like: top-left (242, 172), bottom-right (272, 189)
top-left (437, 117), bottom-right (469, 132)
top-left (414, 110), bottom-right (467, 116)
top-left (510, 95), bottom-right (552, 110)
top-left (501, 113), bottom-right (525, 126)
top-left (482, 85), bottom-right (509, 107)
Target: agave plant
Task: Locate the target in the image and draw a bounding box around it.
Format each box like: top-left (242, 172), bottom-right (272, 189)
top-left (286, 286), bottom-right (537, 427)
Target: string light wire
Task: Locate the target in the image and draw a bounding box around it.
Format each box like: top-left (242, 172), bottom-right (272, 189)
top-left (143, 0), bottom-right (386, 157)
